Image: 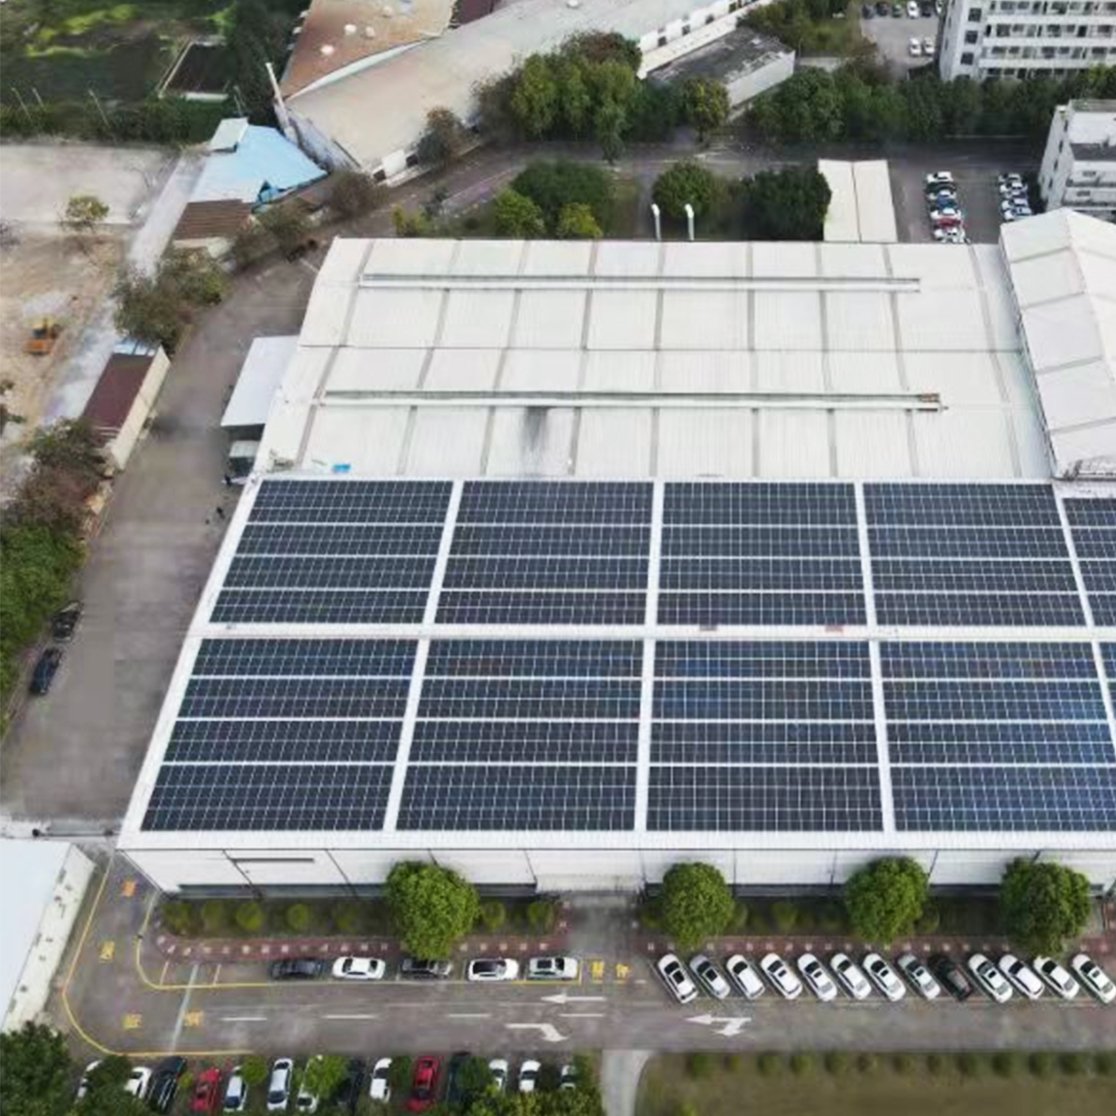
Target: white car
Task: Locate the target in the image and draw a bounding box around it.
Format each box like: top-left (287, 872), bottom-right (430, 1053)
top-left (830, 953), bottom-right (871, 1000)
top-left (930, 207), bottom-right (963, 224)
top-left (1071, 953), bottom-right (1116, 1004)
top-left (1001, 209), bottom-right (1017, 222)
top-left (518, 1060), bottom-right (541, 1094)
top-left (907, 0), bottom-right (920, 15)
top-left (467, 957), bottom-right (520, 981)
top-left (925, 171), bottom-right (955, 187)
top-left (267, 1059), bottom-right (293, 1113)
top-left (657, 953), bottom-right (698, 1004)
top-left (526, 955), bottom-right (579, 981)
top-left (559, 1063), bottom-right (577, 1090)
top-left (998, 954), bottom-right (1044, 1000)
top-left (125, 1067), bottom-right (152, 1099)
top-left (725, 954), bottom-right (765, 999)
top-left (897, 954), bottom-right (941, 1000)
top-left (863, 953), bottom-right (906, 1001)
top-left (968, 954), bottom-right (1013, 1002)
top-left (797, 954), bottom-right (838, 1001)
top-left (295, 1056), bottom-right (321, 1113)
top-left (908, 37), bottom-right (921, 56)
top-left (224, 1066), bottom-right (248, 1112)
top-left (922, 35), bottom-right (934, 52)
top-left (76, 1061), bottom-right (101, 1101)
top-left (1032, 955), bottom-right (1080, 999)
top-left (689, 954), bottom-right (731, 1000)
top-left (332, 956), bottom-right (385, 981)
top-left (760, 952), bottom-right (803, 999)
top-left (368, 1058), bottom-right (392, 1102)
top-left (488, 1059), bottom-right (508, 1092)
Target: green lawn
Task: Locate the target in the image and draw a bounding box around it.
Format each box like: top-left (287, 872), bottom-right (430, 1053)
top-left (638, 1053), bottom-right (1116, 1116)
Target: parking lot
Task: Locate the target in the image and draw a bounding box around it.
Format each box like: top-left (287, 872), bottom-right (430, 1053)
top-left (860, 4), bottom-right (943, 75)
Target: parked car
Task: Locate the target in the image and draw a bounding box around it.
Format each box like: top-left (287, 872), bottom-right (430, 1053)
top-left (332, 956), bottom-right (385, 981)
top-left (223, 1066), bottom-right (249, 1113)
top-left (29, 647), bottom-right (62, 695)
top-left (922, 36), bottom-right (934, 52)
top-left (51, 602), bottom-right (82, 641)
top-left (930, 209), bottom-right (964, 227)
top-left (929, 954), bottom-right (973, 1002)
top-left (926, 171), bottom-right (955, 187)
top-left (863, 953), bottom-right (906, 1001)
top-left (875, 0), bottom-right (890, 12)
top-left (759, 952), bottom-right (803, 999)
top-left (725, 954), bottom-right (765, 999)
top-left (526, 955), bottom-right (579, 981)
top-left (406, 1057), bottom-right (440, 1112)
top-left (920, 1), bottom-right (934, 13)
top-left (191, 1068), bottom-right (223, 1114)
top-left (968, 953), bottom-right (1013, 1002)
top-left (657, 953), bottom-right (699, 1004)
top-left (75, 1061), bottom-right (101, 1102)
top-left (897, 953), bottom-right (941, 1000)
top-left (830, 953), bottom-right (871, 1000)
top-left (999, 954), bottom-right (1044, 1000)
top-left (797, 954), bottom-right (838, 1001)
top-left (518, 1060), bottom-right (541, 1095)
top-left (331, 1059), bottom-right (364, 1115)
top-left (445, 1053), bottom-right (472, 1109)
top-left (1032, 955), bottom-right (1079, 999)
top-left (150, 1057), bottom-right (188, 1114)
top-left (124, 1066), bottom-right (152, 1099)
top-left (892, 2), bottom-right (903, 15)
top-left (689, 954), bottom-right (731, 999)
top-left (906, 0), bottom-right (920, 14)
top-left (908, 37), bottom-right (921, 55)
top-left (267, 1059), bottom-right (293, 1113)
top-left (400, 957), bottom-right (453, 979)
top-left (296, 1056), bottom-right (322, 1113)
top-left (369, 1058), bottom-right (393, 1103)
top-left (270, 957), bottom-right (324, 980)
top-left (1071, 953), bottom-right (1116, 1004)
top-left (862, 2), bottom-right (874, 15)
top-left (466, 958), bottom-right (519, 982)
top-left (488, 1059), bottom-right (509, 1093)
top-left (560, 1064), bottom-right (578, 1091)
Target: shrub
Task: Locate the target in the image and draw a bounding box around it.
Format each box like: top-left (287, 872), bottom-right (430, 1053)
top-left (956, 1052), bottom-right (981, 1077)
top-left (527, 898), bottom-right (558, 934)
top-left (512, 160), bottom-right (615, 230)
top-left (676, 1103), bottom-right (699, 1116)
top-left (327, 168), bottom-right (383, 218)
top-left (162, 900), bottom-right (194, 935)
top-left (991, 1051), bottom-right (1018, 1077)
top-left (823, 1051), bottom-right (850, 1076)
top-left (286, 903), bottom-right (312, 933)
top-left (771, 901), bottom-right (798, 933)
top-left (417, 107), bottom-right (470, 166)
top-left (789, 1052), bottom-right (812, 1076)
top-left (555, 202), bottom-right (603, 239)
top-left (659, 863), bottom-right (735, 950)
top-left (681, 77), bottom-right (729, 142)
top-left (749, 912), bottom-right (769, 934)
top-left (230, 221), bottom-right (275, 268)
top-left (200, 899), bottom-right (227, 934)
top-left (1059, 1051), bottom-right (1086, 1075)
top-left (738, 166), bottom-right (833, 242)
top-left (856, 1053), bottom-right (877, 1074)
top-left (892, 1052), bottom-right (916, 1075)
top-left (916, 905), bottom-right (941, 934)
top-left (258, 204), bottom-right (310, 256)
top-left (387, 1056), bottom-right (413, 1090)
top-left (492, 189), bottom-right (546, 237)
top-left (685, 1052), bottom-right (714, 1079)
top-left (756, 1053), bottom-right (782, 1076)
top-left (730, 901), bottom-right (749, 932)
top-left (1093, 1050), bottom-right (1116, 1075)
top-left (240, 1055), bottom-right (268, 1086)
top-left (386, 861), bottom-right (479, 958)
top-left (234, 901), bottom-right (265, 934)
top-left (999, 859), bottom-right (1092, 954)
top-left (925, 1052), bottom-right (945, 1075)
top-left (652, 160), bottom-right (721, 221)
top-left (844, 858), bottom-right (929, 944)
top-left (478, 900), bottom-right (506, 932)
top-left (818, 901), bottom-right (844, 933)
top-left (332, 901), bottom-right (365, 935)
top-left (1028, 1051), bottom-right (1055, 1078)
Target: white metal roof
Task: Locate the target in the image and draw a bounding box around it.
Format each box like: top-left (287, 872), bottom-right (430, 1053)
top-left (1002, 210), bottom-right (1116, 477)
top-left (220, 335), bottom-right (298, 429)
top-left (819, 160), bottom-right (898, 244)
top-left (257, 237), bottom-right (1048, 481)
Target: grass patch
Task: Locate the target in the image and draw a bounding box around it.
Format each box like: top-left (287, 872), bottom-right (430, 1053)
top-left (638, 1053), bottom-right (1116, 1116)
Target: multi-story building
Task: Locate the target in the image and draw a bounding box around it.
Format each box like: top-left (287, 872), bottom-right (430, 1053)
top-left (1040, 100), bottom-right (1116, 219)
top-left (939, 0), bottom-right (1116, 81)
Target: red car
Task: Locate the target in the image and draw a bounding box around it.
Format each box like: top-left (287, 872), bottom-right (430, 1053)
top-left (406, 1056), bottom-right (441, 1112)
top-left (190, 1067), bottom-right (223, 1114)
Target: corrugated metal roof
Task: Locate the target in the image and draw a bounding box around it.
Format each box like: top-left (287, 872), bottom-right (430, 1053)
top-left (221, 336), bottom-right (298, 429)
top-left (194, 122), bottom-right (326, 206)
top-left (81, 351), bottom-right (155, 436)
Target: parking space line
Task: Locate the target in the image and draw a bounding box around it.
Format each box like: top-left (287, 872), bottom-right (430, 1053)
top-left (321, 1013), bottom-right (379, 1020)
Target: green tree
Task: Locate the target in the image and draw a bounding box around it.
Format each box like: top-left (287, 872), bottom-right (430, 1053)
top-left (0, 1022), bottom-right (73, 1116)
top-left (327, 169), bottom-right (383, 218)
top-left (417, 107), bottom-right (470, 166)
top-left (510, 55), bottom-right (560, 137)
top-left (738, 166), bottom-right (832, 240)
top-left (748, 68), bottom-right (843, 143)
top-left (387, 1056), bottom-right (413, 1091)
top-left (113, 268), bottom-right (183, 352)
top-left (61, 194), bottom-right (109, 247)
top-left (682, 78), bottom-right (729, 142)
top-left (844, 857), bottom-right (929, 943)
top-left (75, 1092), bottom-right (150, 1116)
top-left (286, 902), bottom-right (312, 932)
top-left (1000, 859), bottom-right (1092, 954)
top-left (258, 204), bottom-right (310, 256)
top-left (555, 203), bottom-right (602, 239)
top-left (652, 160), bottom-right (721, 221)
top-left (235, 900), bottom-right (265, 933)
top-left (86, 1055), bottom-right (132, 1093)
top-left (240, 1055), bottom-right (269, 1087)
top-left (0, 378), bottom-right (25, 437)
top-left (659, 863), bottom-right (734, 950)
top-left (478, 899), bottom-right (507, 931)
top-left (200, 898), bottom-right (227, 934)
top-left (456, 1056), bottom-right (496, 1105)
top-left (554, 57), bottom-right (593, 136)
top-left (527, 898), bottom-right (558, 934)
top-left (161, 898), bottom-right (194, 935)
top-left (594, 99), bottom-right (626, 163)
top-left (493, 190), bottom-right (547, 237)
top-left (512, 161), bottom-right (615, 230)
top-left (386, 861), bottom-right (480, 958)
top-left (332, 900), bottom-right (366, 935)
top-left (302, 1054), bottom-right (349, 1099)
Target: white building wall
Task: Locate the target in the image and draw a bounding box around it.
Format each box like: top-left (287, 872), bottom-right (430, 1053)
top-left (1039, 102), bottom-right (1116, 217)
top-left (940, 0), bottom-right (1116, 81)
top-left (107, 347), bottom-right (170, 471)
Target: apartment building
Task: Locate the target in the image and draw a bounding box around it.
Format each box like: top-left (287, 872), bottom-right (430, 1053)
top-left (939, 0), bottom-right (1116, 80)
top-left (1039, 100), bottom-right (1116, 218)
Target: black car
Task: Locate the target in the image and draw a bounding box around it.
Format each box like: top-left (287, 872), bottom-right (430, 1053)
top-left (399, 957), bottom-right (453, 979)
top-left (330, 1058), bottom-right (365, 1115)
top-left (930, 954), bottom-right (973, 1001)
top-left (875, 0), bottom-right (890, 11)
top-left (861, 2), bottom-right (874, 15)
top-left (148, 1056), bottom-right (187, 1113)
top-left (29, 647), bottom-right (62, 695)
top-left (445, 1052), bottom-right (472, 1108)
top-left (269, 957), bottom-right (324, 980)
top-left (920, 1), bottom-right (934, 13)
top-left (51, 601), bottom-right (82, 641)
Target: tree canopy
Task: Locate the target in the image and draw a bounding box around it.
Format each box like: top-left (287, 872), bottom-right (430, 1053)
top-left (511, 161), bottom-right (614, 231)
top-left (652, 160), bottom-right (721, 221)
top-left (659, 862), bottom-right (735, 950)
top-left (0, 1023), bottom-right (74, 1116)
top-left (738, 166), bottom-right (831, 240)
top-left (386, 861), bottom-right (480, 957)
top-left (844, 857), bottom-right (929, 943)
top-left (1000, 859), bottom-right (1092, 954)
top-left (555, 203), bottom-right (602, 240)
top-left (61, 195), bottom-right (109, 238)
top-left (418, 107), bottom-right (470, 166)
top-left (681, 78), bottom-right (729, 142)
top-left (493, 190), bottom-right (547, 237)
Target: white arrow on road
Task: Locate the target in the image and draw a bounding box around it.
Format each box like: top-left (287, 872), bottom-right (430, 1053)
top-left (540, 992), bottom-right (608, 1005)
top-left (687, 1013), bottom-right (752, 1037)
top-left (507, 1022), bottom-right (569, 1044)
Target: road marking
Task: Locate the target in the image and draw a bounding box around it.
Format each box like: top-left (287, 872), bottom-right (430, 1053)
top-left (615, 963), bottom-right (630, 981)
top-left (589, 960), bottom-right (606, 982)
top-left (159, 961), bottom-right (170, 985)
top-left (221, 1016), bottom-right (267, 1023)
top-left (559, 1012), bottom-right (606, 1019)
top-left (506, 1022), bottom-right (568, 1044)
top-left (184, 1011), bottom-right (204, 1029)
top-left (122, 1013), bottom-right (143, 1030)
top-left (168, 964), bottom-right (200, 1050)
top-left (541, 992), bottom-right (608, 1005)
top-left (98, 941), bottom-right (115, 962)
top-left (121, 879), bottom-right (137, 898)
top-left (322, 1013), bottom-right (379, 1021)
top-left (446, 1012), bottom-right (491, 1019)
top-left (687, 1013), bottom-right (752, 1037)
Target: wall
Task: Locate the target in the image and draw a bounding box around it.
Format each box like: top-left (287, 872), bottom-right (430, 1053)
top-left (108, 347), bottom-right (170, 470)
top-left (1040, 104), bottom-right (1116, 216)
top-left (3, 846), bottom-right (95, 1032)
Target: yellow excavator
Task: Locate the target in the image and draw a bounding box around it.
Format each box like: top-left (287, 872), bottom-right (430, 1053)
top-left (24, 317), bottom-right (62, 356)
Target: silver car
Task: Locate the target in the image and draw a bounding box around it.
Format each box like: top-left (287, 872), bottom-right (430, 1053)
top-left (968, 953), bottom-right (1012, 1002)
top-left (830, 953), bottom-right (871, 1000)
top-left (725, 954), bottom-right (765, 999)
top-left (863, 953), bottom-right (906, 1001)
top-left (689, 954), bottom-right (731, 999)
top-left (897, 953), bottom-right (941, 1000)
top-left (1032, 955), bottom-right (1079, 999)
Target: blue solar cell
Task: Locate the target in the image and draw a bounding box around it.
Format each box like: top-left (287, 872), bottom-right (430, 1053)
top-left (250, 480), bottom-right (451, 523)
top-left (655, 641), bottom-right (871, 678)
top-left (457, 482), bottom-right (652, 524)
top-left (653, 679), bottom-right (874, 720)
top-left (418, 676), bottom-right (641, 720)
top-left (868, 527), bottom-right (1070, 559)
top-left (1069, 529), bottom-right (1116, 559)
top-left (884, 679), bottom-right (1106, 721)
top-left (424, 640), bottom-right (642, 677)
top-left (874, 593), bottom-right (1084, 627)
top-left (658, 593), bottom-right (866, 626)
top-left (410, 721), bottom-right (639, 764)
top-left (211, 590), bottom-right (428, 625)
top-left (879, 642), bottom-right (1098, 680)
top-left (165, 720), bottom-right (402, 763)
top-left (192, 638), bottom-right (416, 676)
top-left (442, 556), bottom-right (648, 591)
top-left (887, 721), bottom-right (1116, 765)
top-left (1081, 561), bottom-right (1116, 594)
top-left (866, 484), bottom-right (1061, 527)
top-left (225, 556), bottom-right (436, 590)
top-left (436, 591), bottom-right (646, 625)
top-left (651, 721), bottom-right (878, 764)
top-left (660, 559), bottom-right (863, 592)
top-left (1091, 595), bottom-right (1116, 626)
top-left (180, 676), bottom-right (412, 719)
top-left (873, 560), bottom-right (1078, 594)
top-left (1063, 498), bottom-right (1116, 528)
top-left (237, 523), bottom-right (445, 556)
top-left (661, 526), bottom-right (861, 558)
top-left (450, 525), bottom-right (650, 557)
top-left (663, 483), bottom-right (857, 525)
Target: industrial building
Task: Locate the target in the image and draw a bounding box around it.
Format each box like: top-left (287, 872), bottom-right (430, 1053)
top-left (118, 222), bottom-right (1116, 896)
top-left (939, 0), bottom-right (1116, 81)
top-left (1039, 100), bottom-right (1116, 221)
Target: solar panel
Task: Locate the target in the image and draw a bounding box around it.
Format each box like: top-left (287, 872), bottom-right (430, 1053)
top-left (651, 721), bottom-right (878, 764)
top-left (868, 526), bottom-right (1070, 558)
top-left (211, 590), bottom-right (431, 625)
top-left (662, 526), bottom-right (861, 557)
top-left (165, 720), bottom-right (402, 764)
top-left (180, 676), bottom-right (412, 719)
top-left (657, 593), bottom-right (866, 626)
top-left (456, 481), bottom-right (652, 524)
top-left (192, 638), bottom-right (416, 677)
top-left (237, 523), bottom-right (445, 556)
top-left (664, 483), bottom-right (857, 525)
top-left (887, 722), bottom-right (1116, 765)
top-left (1063, 499), bottom-right (1116, 528)
top-left (436, 591), bottom-right (647, 626)
top-left (410, 721), bottom-right (639, 764)
top-left (249, 480), bottom-right (451, 523)
top-left (865, 484), bottom-right (1062, 526)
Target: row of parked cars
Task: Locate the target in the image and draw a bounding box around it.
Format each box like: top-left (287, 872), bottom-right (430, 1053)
top-left (925, 171), bottom-right (970, 245)
top-left (657, 949), bottom-right (1116, 1005)
top-left (270, 953), bottom-right (579, 982)
top-left (28, 601), bottom-right (81, 695)
top-left (862, 1), bottom-right (942, 18)
top-left (999, 171), bottom-right (1034, 222)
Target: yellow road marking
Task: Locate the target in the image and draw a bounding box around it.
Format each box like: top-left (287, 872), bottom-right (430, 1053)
top-left (590, 959), bottom-right (606, 982)
top-left (98, 941), bottom-right (115, 963)
top-left (184, 1011), bottom-right (204, 1028)
top-left (616, 962), bottom-right (630, 981)
top-left (121, 879), bottom-right (137, 898)
top-left (122, 1014), bottom-right (142, 1030)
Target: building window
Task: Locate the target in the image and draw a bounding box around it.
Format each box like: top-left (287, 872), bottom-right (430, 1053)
top-left (969, 6), bottom-right (983, 18)
top-left (966, 29), bottom-right (979, 40)
top-left (961, 50), bottom-right (976, 62)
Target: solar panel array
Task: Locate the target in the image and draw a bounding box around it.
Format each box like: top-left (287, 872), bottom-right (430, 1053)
top-left (139, 478), bottom-right (1116, 836)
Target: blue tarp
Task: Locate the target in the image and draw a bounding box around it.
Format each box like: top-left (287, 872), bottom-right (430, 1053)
top-left (194, 121), bottom-right (327, 207)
